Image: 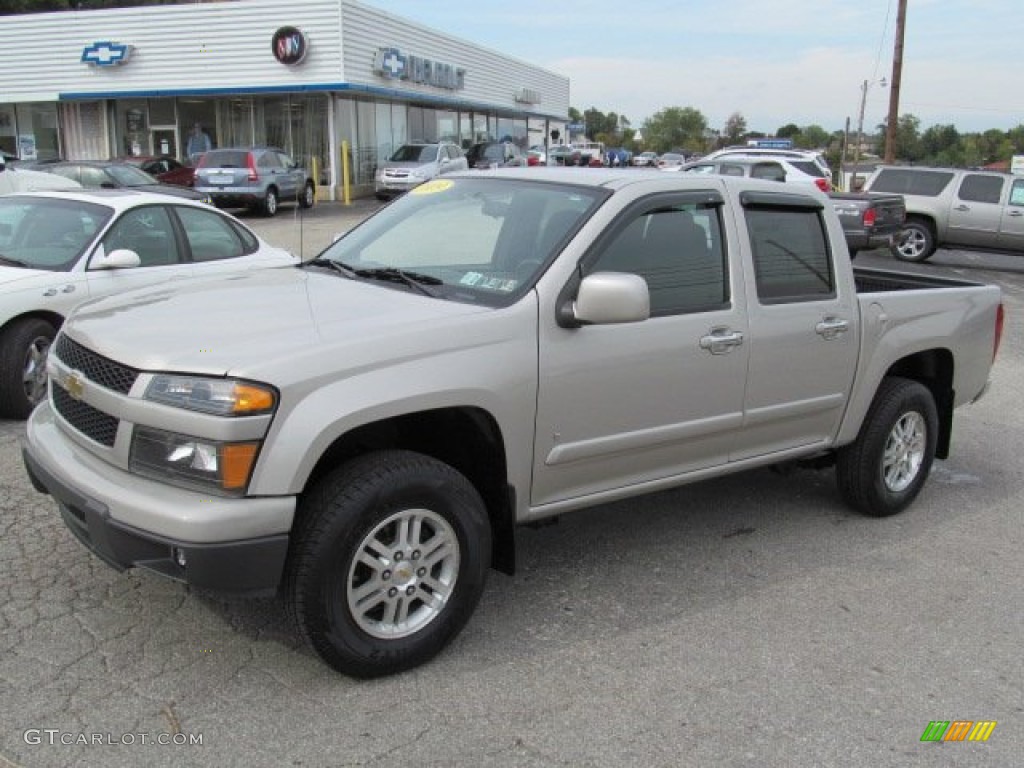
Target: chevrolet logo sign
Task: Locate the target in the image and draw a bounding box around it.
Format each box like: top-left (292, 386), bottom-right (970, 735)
top-left (64, 371), bottom-right (85, 400)
top-left (81, 41), bottom-right (132, 67)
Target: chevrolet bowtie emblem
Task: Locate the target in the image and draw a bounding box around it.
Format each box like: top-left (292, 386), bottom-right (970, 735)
top-left (65, 371), bottom-right (85, 400)
top-left (81, 41), bottom-right (132, 67)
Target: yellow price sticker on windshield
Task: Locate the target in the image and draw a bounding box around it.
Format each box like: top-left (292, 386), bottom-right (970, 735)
top-left (411, 179), bottom-right (454, 195)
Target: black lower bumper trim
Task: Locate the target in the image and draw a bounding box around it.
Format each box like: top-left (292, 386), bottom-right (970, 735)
top-left (22, 443), bottom-right (288, 595)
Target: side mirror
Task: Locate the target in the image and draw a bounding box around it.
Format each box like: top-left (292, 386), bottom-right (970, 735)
top-left (91, 248), bottom-right (141, 270)
top-left (567, 272), bottom-right (650, 326)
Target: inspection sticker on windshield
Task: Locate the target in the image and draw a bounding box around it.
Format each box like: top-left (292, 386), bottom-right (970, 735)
top-left (411, 179), bottom-right (454, 195)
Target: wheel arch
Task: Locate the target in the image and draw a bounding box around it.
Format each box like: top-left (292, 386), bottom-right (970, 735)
top-left (883, 348), bottom-right (954, 459)
top-left (299, 406), bottom-right (516, 574)
top-left (1, 309), bottom-right (65, 337)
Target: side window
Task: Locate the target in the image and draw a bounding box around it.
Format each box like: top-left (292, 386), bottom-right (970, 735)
top-left (48, 166), bottom-right (80, 184)
top-left (588, 204), bottom-right (727, 316)
top-left (80, 167), bottom-right (109, 188)
top-left (751, 162), bottom-right (786, 182)
top-left (176, 206), bottom-right (248, 262)
top-left (100, 206), bottom-right (180, 267)
top-left (958, 174), bottom-right (1003, 204)
top-left (258, 152), bottom-right (281, 169)
top-left (1010, 179), bottom-right (1024, 207)
top-left (719, 164), bottom-right (745, 177)
top-left (745, 207), bottom-right (834, 303)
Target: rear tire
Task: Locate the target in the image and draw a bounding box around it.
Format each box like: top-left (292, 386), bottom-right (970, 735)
top-left (286, 450), bottom-right (491, 678)
top-left (300, 182), bottom-right (315, 209)
top-left (892, 219), bottom-right (935, 262)
top-left (836, 377), bottom-right (938, 517)
top-left (0, 318), bottom-right (56, 420)
top-left (263, 187), bottom-right (279, 217)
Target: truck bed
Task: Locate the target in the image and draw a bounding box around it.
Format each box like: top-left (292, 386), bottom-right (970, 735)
top-left (853, 265), bottom-right (984, 293)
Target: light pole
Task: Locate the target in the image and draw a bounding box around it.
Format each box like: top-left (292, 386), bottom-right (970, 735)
top-left (852, 77), bottom-right (886, 189)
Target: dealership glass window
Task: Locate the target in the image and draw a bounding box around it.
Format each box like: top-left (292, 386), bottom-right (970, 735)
top-left (258, 96), bottom-right (289, 150)
top-left (0, 104), bottom-right (15, 157)
top-left (15, 103), bottom-right (60, 162)
top-left (473, 113), bottom-right (491, 143)
top-left (459, 114), bottom-right (472, 149)
top-left (355, 99), bottom-right (377, 187)
top-left (436, 109), bottom-right (457, 144)
top-left (497, 117), bottom-right (527, 149)
top-left (290, 94), bottom-right (328, 187)
top-left (216, 97), bottom-right (254, 148)
top-left (114, 98), bottom-right (149, 157)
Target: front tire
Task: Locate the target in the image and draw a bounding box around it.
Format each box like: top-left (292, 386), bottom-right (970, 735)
top-left (287, 450), bottom-right (491, 678)
top-left (836, 377), bottom-right (938, 517)
top-left (0, 318), bottom-right (56, 419)
top-left (892, 219), bottom-right (935, 262)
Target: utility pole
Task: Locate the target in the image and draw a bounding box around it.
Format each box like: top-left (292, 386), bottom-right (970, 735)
top-left (884, 0), bottom-right (908, 163)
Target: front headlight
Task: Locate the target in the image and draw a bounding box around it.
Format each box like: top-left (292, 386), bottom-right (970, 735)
top-left (130, 426), bottom-right (260, 496)
top-left (145, 375), bottom-right (276, 416)
top-left (408, 169), bottom-right (427, 181)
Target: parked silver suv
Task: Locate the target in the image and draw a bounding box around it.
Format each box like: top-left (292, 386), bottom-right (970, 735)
top-left (375, 142), bottom-right (468, 200)
top-left (194, 147), bottom-right (315, 217)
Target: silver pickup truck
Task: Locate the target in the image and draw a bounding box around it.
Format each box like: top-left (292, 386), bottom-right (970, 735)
top-left (22, 170), bottom-right (1004, 678)
top-left (863, 165), bottom-right (1024, 261)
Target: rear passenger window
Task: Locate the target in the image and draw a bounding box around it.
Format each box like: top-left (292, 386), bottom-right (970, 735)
top-left (177, 207), bottom-right (248, 262)
top-left (869, 168), bottom-right (954, 196)
top-left (745, 207), bottom-right (834, 303)
top-left (958, 174), bottom-right (1003, 204)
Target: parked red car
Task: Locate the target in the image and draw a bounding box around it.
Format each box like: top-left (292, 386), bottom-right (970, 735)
top-left (120, 155), bottom-right (196, 187)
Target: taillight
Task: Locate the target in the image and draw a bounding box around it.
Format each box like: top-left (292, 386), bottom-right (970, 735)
top-left (863, 208), bottom-right (877, 227)
top-left (815, 178), bottom-right (830, 192)
top-left (994, 302), bottom-right (1005, 361)
top-left (246, 153), bottom-right (259, 182)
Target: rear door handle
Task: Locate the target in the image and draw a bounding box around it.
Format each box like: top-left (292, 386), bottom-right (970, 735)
top-left (699, 328), bottom-right (745, 354)
top-left (816, 317), bottom-right (850, 339)
top-left (954, 204), bottom-right (970, 212)
top-left (1009, 210), bottom-right (1023, 218)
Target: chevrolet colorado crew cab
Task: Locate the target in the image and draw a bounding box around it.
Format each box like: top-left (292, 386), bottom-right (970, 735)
top-left (22, 170), bottom-right (1004, 678)
top-left (863, 165), bottom-right (1024, 261)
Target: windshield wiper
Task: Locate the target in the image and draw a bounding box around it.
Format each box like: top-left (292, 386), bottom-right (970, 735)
top-left (303, 257), bottom-right (359, 279)
top-left (0, 254), bottom-right (32, 268)
top-left (354, 267), bottom-right (443, 297)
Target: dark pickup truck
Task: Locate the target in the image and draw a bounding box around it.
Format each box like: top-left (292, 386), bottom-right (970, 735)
top-left (829, 191), bottom-right (906, 257)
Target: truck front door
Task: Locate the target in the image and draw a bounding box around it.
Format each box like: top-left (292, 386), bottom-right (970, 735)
top-left (998, 177), bottom-right (1024, 252)
top-left (734, 192), bottom-right (859, 460)
top-left (532, 194), bottom-right (748, 508)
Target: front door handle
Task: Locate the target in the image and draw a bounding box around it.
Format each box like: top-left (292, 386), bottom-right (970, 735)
top-left (954, 204), bottom-right (970, 212)
top-left (700, 328), bottom-right (745, 355)
top-left (1009, 210), bottom-right (1023, 218)
top-left (816, 317), bottom-right (850, 340)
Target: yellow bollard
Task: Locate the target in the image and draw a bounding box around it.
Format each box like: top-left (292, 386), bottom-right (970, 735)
top-left (341, 140), bottom-right (351, 206)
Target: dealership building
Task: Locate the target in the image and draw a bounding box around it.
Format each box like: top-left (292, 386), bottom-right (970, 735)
top-left (0, 0), bottom-right (569, 198)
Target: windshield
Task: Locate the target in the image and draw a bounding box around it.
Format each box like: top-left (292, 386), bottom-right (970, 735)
top-left (312, 177), bottom-right (606, 307)
top-left (0, 196), bottom-right (112, 271)
top-left (467, 144), bottom-right (504, 163)
top-left (390, 145), bottom-right (438, 163)
top-left (106, 165), bottom-right (161, 187)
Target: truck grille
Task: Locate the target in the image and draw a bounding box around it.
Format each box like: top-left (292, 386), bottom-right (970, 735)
top-left (54, 335), bottom-right (140, 394)
top-left (52, 384), bottom-right (119, 447)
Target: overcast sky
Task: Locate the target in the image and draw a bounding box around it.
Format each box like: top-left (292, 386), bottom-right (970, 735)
top-left (359, 0), bottom-right (1020, 135)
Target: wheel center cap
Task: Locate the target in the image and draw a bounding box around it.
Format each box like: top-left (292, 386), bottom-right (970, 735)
top-left (393, 563), bottom-right (415, 587)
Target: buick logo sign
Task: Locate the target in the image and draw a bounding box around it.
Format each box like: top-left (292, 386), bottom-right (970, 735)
top-left (272, 26), bottom-right (307, 66)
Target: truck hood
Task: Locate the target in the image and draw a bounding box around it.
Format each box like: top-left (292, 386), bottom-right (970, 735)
top-left (62, 267), bottom-right (492, 377)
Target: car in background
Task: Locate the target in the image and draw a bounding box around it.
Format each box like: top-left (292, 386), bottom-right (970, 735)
top-left (465, 141), bottom-right (527, 170)
top-left (39, 161), bottom-right (212, 203)
top-left (656, 152), bottom-right (687, 169)
top-left (374, 142), bottom-right (468, 200)
top-left (674, 156), bottom-right (832, 192)
top-left (546, 145), bottom-right (582, 166)
top-left (193, 147), bottom-right (315, 216)
top-left (0, 154), bottom-right (80, 194)
top-left (526, 148), bottom-right (545, 166)
top-left (701, 146), bottom-right (833, 184)
top-left (121, 155), bottom-right (196, 187)
top-left (0, 189), bottom-right (298, 418)
top-left (633, 151), bottom-right (658, 167)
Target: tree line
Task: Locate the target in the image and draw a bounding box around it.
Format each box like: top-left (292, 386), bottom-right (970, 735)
top-left (572, 106), bottom-right (1024, 169)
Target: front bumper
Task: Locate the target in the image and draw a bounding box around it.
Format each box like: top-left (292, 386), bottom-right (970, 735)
top-left (22, 403), bottom-right (294, 594)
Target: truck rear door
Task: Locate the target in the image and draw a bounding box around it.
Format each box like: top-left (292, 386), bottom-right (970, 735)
top-left (532, 192), bottom-right (748, 507)
top-left (733, 191), bottom-right (860, 460)
top-left (947, 173), bottom-right (1005, 249)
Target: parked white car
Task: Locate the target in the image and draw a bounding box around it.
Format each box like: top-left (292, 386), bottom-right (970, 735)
top-left (0, 189), bottom-right (298, 418)
top-left (700, 146), bottom-right (833, 184)
top-left (0, 155), bottom-right (80, 194)
top-left (374, 142), bottom-right (468, 200)
top-left (671, 156), bottom-right (832, 193)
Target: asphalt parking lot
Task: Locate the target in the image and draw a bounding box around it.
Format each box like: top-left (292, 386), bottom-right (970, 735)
top-left (1, 209), bottom-right (1022, 766)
